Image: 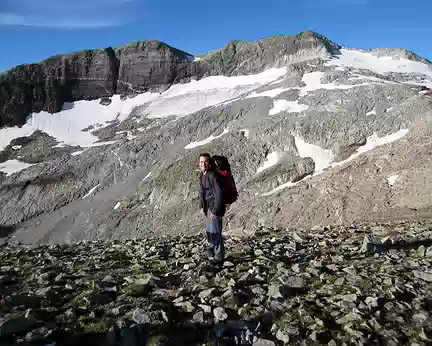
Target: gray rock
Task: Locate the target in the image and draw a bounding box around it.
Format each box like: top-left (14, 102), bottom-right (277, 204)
top-left (361, 234), bottom-right (382, 253)
top-left (192, 311), bottom-right (204, 323)
top-left (198, 288), bottom-right (215, 300)
top-left (414, 271), bottom-right (432, 282)
top-left (213, 307), bottom-right (228, 321)
top-left (276, 329), bottom-right (290, 343)
top-left (253, 339), bottom-right (276, 346)
top-left (198, 304), bottom-right (212, 314)
top-left (131, 309), bottom-right (162, 324)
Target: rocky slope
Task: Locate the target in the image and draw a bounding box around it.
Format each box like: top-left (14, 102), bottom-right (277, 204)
top-left (1, 221), bottom-right (431, 345)
top-left (1, 31), bottom-right (432, 244)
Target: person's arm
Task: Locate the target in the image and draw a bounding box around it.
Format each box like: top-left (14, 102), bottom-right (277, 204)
top-left (209, 172), bottom-right (224, 216)
top-left (199, 174), bottom-right (207, 215)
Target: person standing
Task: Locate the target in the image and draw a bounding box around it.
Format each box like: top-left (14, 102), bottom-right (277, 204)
top-left (198, 153), bottom-right (226, 264)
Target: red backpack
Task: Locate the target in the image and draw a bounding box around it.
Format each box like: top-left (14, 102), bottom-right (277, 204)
top-left (212, 155), bottom-right (238, 204)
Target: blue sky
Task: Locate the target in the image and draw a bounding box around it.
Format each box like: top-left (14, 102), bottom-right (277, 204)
top-left (1, 0), bottom-right (431, 72)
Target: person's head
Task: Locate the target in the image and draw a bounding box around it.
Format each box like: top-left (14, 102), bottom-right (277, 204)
top-left (199, 153), bottom-right (212, 173)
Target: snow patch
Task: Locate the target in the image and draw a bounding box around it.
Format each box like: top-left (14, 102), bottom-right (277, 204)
top-left (71, 150), bottom-right (85, 156)
top-left (269, 100), bottom-right (309, 115)
top-left (366, 108), bottom-right (377, 116)
top-left (185, 128), bottom-right (229, 149)
top-left (142, 172), bottom-right (152, 181)
top-left (327, 49), bottom-right (432, 86)
top-left (262, 180), bottom-right (299, 196)
top-left (387, 175), bottom-right (399, 186)
top-left (332, 129), bottom-right (409, 168)
top-left (143, 67), bottom-right (286, 117)
top-left (82, 184), bottom-right (100, 199)
top-left (256, 151), bottom-right (281, 174)
top-left (12, 145), bottom-right (22, 150)
top-left (246, 88), bottom-right (290, 99)
top-left (300, 72), bottom-right (359, 96)
top-left (294, 136), bottom-right (334, 173)
top-left (0, 159), bottom-right (35, 176)
top-left (114, 202), bottom-right (121, 210)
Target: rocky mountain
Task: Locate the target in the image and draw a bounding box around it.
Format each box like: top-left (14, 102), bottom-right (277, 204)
top-left (0, 31), bottom-right (432, 244)
top-left (0, 32), bottom-right (335, 128)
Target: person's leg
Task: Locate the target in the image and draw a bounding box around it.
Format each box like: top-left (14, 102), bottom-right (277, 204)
top-left (205, 215), bottom-right (215, 260)
top-left (212, 216), bottom-right (224, 263)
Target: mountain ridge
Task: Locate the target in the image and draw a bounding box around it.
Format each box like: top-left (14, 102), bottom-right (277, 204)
top-left (3, 30), bottom-right (424, 129)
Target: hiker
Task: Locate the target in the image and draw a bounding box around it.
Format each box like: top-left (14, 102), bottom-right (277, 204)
top-left (198, 153), bottom-right (226, 264)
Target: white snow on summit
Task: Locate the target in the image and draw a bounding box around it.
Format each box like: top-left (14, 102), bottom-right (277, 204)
top-left (327, 49), bottom-right (432, 88)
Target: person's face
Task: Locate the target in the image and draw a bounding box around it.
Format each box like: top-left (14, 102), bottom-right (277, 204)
top-left (199, 156), bottom-right (210, 173)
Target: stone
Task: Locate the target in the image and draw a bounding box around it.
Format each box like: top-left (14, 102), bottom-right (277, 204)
top-left (192, 311), bottom-right (204, 323)
top-left (414, 271), bottom-right (432, 282)
top-left (360, 234), bottom-right (382, 253)
top-left (276, 330), bottom-right (290, 343)
top-left (268, 285), bottom-right (283, 299)
top-left (175, 301), bottom-right (195, 313)
top-left (279, 276), bottom-right (304, 288)
top-left (198, 288), bottom-right (215, 300)
top-left (254, 250), bottom-right (264, 256)
top-left (213, 307), bottom-right (228, 321)
top-left (365, 297), bottom-right (378, 308)
top-left (35, 287), bottom-right (52, 297)
top-left (198, 304), bottom-right (212, 314)
top-left (131, 309), bottom-right (162, 324)
top-left (253, 339), bottom-right (276, 346)
top-left (340, 294), bottom-right (357, 303)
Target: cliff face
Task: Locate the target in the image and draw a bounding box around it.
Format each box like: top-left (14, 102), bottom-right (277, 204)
top-left (0, 31), bottom-right (337, 128)
top-left (0, 48), bottom-right (119, 127)
top-left (115, 41), bottom-right (193, 94)
top-left (0, 42), bottom-right (192, 128)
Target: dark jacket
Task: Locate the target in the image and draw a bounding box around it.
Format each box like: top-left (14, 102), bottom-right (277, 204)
top-left (199, 170), bottom-right (226, 217)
